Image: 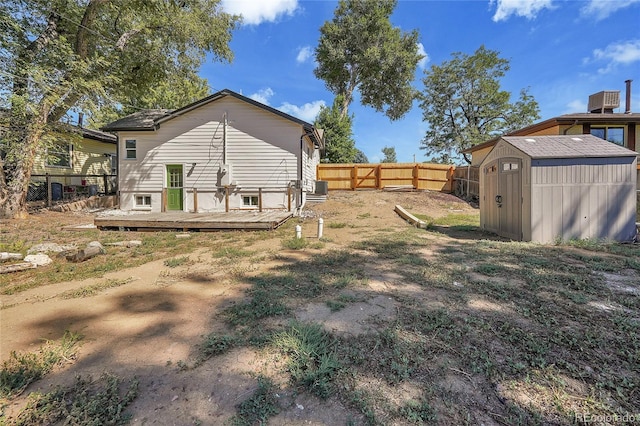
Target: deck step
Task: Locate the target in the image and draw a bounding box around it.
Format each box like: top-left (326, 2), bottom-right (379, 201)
top-left (306, 194), bottom-right (327, 204)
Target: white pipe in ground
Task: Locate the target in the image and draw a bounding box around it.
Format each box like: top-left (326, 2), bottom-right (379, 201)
top-left (295, 225), bottom-right (302, 239)
top-left (317, 218), bottom-right (324, 239)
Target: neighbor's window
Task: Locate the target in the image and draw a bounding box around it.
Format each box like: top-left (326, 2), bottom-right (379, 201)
top-left (47, 142), bottom-right (72, 168)
top-left (243, 195), bottom-right (259, 207)
top-left (135, 194), bottom-right (152, 208)
top-left (591, 127), bottom-right (625, 146)
top-left (125, 139), bottom-right (137, 159)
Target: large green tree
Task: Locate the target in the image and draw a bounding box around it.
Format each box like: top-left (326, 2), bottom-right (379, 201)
top-left (314, 95), bottom-right (357, 163)
top-left (89, 72), bottom-right (211, 128)
top-left (314, 0), bottom-right (423, 121)
top-left (381, 146), bottom-right (397, 163)
top-left (419, 45), bottom-right (540, 164)
top-left (0, 0), bottom-right (239, 218)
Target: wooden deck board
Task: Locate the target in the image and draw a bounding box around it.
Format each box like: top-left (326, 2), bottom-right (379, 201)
top-left (94, 211), bottom-right (293, 231)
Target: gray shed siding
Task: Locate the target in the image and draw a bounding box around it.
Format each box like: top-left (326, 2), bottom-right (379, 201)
top-left (480, 136), bottom-right (637, 243)
top-left (118, 96), bottom-right (317, 212)
top-left (529, 157), bottom-right (637, 242)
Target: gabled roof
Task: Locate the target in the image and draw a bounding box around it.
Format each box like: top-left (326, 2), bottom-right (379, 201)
top-left (101, 89), bottom-right (324, 149)
top-left (79, 127), bottom-right (117, 144)
top-left (500, 135), bottom-right (637, 159)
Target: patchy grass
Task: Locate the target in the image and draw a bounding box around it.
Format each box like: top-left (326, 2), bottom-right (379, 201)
top-left (272, 322), bottom-right (340, 398)
top-left (0, 232), bottom-right (216, 295)
top-left (163, 256), bottom-right (191, 268)
top-left (228, 376), bottom-right (280, 426)
top-left (9, 373), bottom-right (138, 426)
top-left (60, 277), bottom-right (135, 299)
top-left (281, 237), bottom-right (308, 250)
top-left (0, 331), bottom-right (83, 399)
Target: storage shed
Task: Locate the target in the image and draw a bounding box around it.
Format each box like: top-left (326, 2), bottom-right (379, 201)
top-left (479, 135), bottom-right (638, 243)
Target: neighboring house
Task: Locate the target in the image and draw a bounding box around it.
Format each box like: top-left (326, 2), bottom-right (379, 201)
top-left (102, 89), bottom-right (324, 213)
top-left (27, 125), bottom-right (117, 201)
top-left (465, 84), bottom-right (640, 167)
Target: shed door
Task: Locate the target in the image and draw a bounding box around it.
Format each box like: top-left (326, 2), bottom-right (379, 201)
top-left (497, 158), bottom-right (522, 240)
top-left (483, 161), bottom-right (499, 233)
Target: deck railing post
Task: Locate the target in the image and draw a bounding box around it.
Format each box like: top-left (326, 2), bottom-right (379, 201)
top-left (258, 188), bottom-right (263, 212)
top-left (103, 174), bottom-right (108, 195)
top-left (225, 186), bottom-right (230, 212)
top-left (193, 188), bottom-right (198, 213)
top-left (287, 186), bottom-right (292, 212)
top-left (161, 188), bottom-right (167, 212)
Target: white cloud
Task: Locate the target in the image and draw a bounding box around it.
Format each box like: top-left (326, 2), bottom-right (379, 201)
top-left (296, 46), bottom-right (312, 64)
top-left (249, 88), bottom-right (275, 105)
top-left (565, 99), bottom-right (587, 113)
top-left (580, 0), bottom-right (640, 21)
top-left (588, 39), bottom-right (640, 74)
top-left (221, 0), bottom-right (298, 25)
top-left (490, 0), bottom-right (555, 22)
top-left (416, 43), bottom-right (429, 70)
top-left (278, 100), bottom-right (326, 122)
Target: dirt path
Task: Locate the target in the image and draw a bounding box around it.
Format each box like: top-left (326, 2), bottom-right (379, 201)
top-left (1, 190), bottom-right (477, 424)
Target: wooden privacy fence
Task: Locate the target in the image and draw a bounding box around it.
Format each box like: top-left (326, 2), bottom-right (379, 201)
top-left (317, 163), bottom-right (455, 192)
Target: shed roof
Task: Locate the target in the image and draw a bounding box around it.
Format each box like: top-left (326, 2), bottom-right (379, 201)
top-left (501, 135), bottom-right (637, 159)
top-left (101, 89), bottom-right (324, 149)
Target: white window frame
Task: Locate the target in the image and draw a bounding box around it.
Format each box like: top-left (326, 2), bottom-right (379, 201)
top-left (47, 142), bottom-right (73, 168)
top-left (242, 195), bottom-right (259, 207)
top-left (134, 194), bottom-right (152, 210)
top-left (125, 139), bottom-right (137, 159)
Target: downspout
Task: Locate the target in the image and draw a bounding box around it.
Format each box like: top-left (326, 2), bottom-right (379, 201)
top-left (297, 131), bottom-right (315, 215)
top-left (563, 120), bottom-right (580, 135)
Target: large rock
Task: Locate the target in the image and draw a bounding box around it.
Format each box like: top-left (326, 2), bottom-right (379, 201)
top-left (24, 254), bottom-right (53, 266)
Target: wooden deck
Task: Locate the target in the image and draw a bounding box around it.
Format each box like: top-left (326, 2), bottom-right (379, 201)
top-left (94, 210), bottom-right (293, 231)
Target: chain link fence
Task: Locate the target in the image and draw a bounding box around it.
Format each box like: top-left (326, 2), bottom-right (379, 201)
top-left (28, 174), bottom-right (117, 207)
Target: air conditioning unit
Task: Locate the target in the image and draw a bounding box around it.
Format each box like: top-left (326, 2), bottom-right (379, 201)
top-left (588, 91), bottom-right (620, 113)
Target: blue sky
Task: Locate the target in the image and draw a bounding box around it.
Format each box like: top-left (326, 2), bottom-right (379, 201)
top-left (203, 0), bottom-right (640, 163)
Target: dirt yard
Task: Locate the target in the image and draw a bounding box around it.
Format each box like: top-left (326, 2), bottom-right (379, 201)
top-left (1, 190), bottom-right (638, 425)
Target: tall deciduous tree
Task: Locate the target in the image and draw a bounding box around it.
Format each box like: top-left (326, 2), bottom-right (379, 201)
top-left (314, 95), bottom-right (358, 163)
top-left (0, 0), bottom-right (239, 218)
top-left (314, 0), bottom-right (423, 121)
top-left (381, 146), bottom-right (397, 163)
top-left (419, 45), bottom-right (540, 164)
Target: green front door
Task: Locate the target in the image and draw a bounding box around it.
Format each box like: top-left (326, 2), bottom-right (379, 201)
top-left (166, 165), bottom-right (183, 211)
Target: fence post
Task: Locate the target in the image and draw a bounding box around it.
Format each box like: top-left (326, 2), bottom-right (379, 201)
top-left (448, 166), bottom-right (455, 193)
top-left (351, 165), bottom-right (358, 190)
top-left (376, 165), bottom-right (381, 189)
top-left (287, 186), bottom-right (292, 212)
top-left (46, 174), bottom-right (52, 207)
top-left (225, 186), bottom-right (230, 212)
top-left (103, 174), bottom-right (108, 195)
top-left (412, 164), bottom-right (419, 190)
top-left (258, 188), bottom-right (263, 212)
top-left (161, 188), bottom-right (167, 212)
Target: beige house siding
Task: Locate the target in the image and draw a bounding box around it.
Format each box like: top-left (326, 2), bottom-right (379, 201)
top-left (118, 96), bottom-right (318, 212)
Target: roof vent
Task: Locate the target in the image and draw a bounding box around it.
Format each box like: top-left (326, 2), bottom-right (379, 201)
top-left (588, 91), bottom-right (620, 113)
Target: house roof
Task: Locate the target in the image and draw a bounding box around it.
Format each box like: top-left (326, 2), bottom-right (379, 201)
top-left (462, 111), bottom-right (640, 154)
top-left (79, 127), bottom-right (117, 144)
top-left (101, 89), bottom-right (325, 150)
top-left (500, 135), bottom-right (637, 159)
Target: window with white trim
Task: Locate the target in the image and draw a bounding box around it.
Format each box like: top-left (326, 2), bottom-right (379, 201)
top-left (242, 195), bottom-right (259, 207)
top-left (47, 142), bottom-right (72, 168)
top-left (125, 139), bottom-right (137, 159)
top-left (134, 194), bottom-right (152, 208)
